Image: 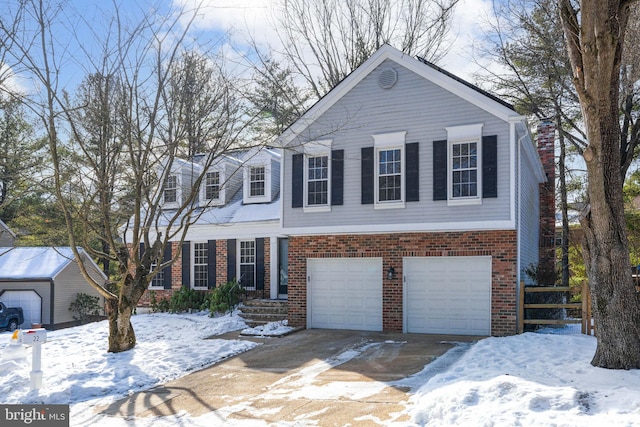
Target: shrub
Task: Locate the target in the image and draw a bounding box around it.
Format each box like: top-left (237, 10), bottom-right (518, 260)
top-left (149, 288), bottom-right (208, 313)
top-left (69, 293), bottom-right (102, 324)
top-left (149, 291), bottom-right (170, 313)
top-left (208, 280), bottom-right (242, 315)
top-left (168, 287), bottom-right (208, 313)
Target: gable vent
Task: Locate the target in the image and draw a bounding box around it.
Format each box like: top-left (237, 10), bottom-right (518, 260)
top-left (378, 67), bottom-right (398, 89)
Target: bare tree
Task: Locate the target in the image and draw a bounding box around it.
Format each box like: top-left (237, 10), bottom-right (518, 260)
top-left (0, 0), bottom-right (249, 352)
top-left (272, 0), bottom-right (459, 99)
top-left (476, 0), bottom-right (585, 288)
top-left (558, 0), bottom-right (640, 369)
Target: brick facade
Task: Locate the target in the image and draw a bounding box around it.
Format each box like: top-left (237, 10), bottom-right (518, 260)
top-left (288, 230), bottom-right (518, 336)
top-left (138, 239), bottom-right (272, 306)
top-left (537, 121), bottom-right (557, 278)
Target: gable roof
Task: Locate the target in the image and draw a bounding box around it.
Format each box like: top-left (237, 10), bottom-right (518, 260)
top-left (0, 247), bottom-right (107, 281)
top-left (277, 44), bottom-right (525, 146)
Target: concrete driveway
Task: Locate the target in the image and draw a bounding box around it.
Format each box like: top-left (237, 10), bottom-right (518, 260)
top-left (98, 329), bottom-right (478, 425)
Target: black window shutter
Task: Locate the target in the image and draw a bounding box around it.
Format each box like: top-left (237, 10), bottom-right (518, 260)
top-left (181, 241), bottom-right (190, 288)
top-left (361, 146), bottom-right (374, 204)
top-left (256, 238), bottom-right (265, 291)
top-left (331, 149), bottom-right (344, 206)
top-left (139, 242), bottom-right (145, 258)
top-left (405, 142), bottom-right (419, 202)
top-left (292, 153), bottom-right (304, 208)
top-left (433, 140), bottom-right (448, 201)
top-left (482, 135), bottom-right (498, 198)
top-left (163, 243), bottom-right (172, 290)
top-left (207, 240), bottom-right (217, 289)
top-left (227, 239), bottom-right (236, 282)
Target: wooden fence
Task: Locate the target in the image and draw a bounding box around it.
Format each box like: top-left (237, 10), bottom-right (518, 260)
top-left (518, 281), bottom-right (594, 335)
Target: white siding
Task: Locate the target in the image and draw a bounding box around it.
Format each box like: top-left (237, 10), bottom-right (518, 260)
top-left (283, 59), bottom-right (513, 231)
top-left (518, 131), bottom-right (541, 285)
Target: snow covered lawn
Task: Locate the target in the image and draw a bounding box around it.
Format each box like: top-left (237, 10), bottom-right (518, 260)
top-left (1, 312), bottom-right (639, 426)
top-left (0, 311), bottom-right (256, 421)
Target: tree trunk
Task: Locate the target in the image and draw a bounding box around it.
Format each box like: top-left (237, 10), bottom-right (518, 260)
top-left (581, 116), bottom-right (640, 368)
top-left (560, 0), bottom-right (640, 369)
top-left (106, 272), bottom-right (147, 353)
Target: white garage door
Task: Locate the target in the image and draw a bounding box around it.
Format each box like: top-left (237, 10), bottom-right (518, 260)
top-left (404, 256), bottom-right (491, 335)
top-left (308, 258), bottom-right (382, 331)
top-left (0, 290), bottom-right (42, 327)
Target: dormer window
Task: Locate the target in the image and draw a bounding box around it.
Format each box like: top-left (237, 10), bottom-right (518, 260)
top-left (243, 156), bottom-right (272, 204)
top-left (163, 175), bottom-right (178, 205)
top-left (250, 166), bottom-right (266, 197)
top-left (205, 171), bottom-right (220, 201)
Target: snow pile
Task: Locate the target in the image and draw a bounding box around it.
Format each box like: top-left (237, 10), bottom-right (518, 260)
top-left (240, 320), bottom-right (296, 337)
top-left (411, 333), bottom-right (640, 426)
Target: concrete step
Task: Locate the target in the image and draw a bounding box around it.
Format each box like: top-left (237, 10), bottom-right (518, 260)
top-left (238, 299), bottom-right (288, 327)
top-left (241, 299), bottom-right (288, 308)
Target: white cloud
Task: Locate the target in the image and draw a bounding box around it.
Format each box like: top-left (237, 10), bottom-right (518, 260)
top-left (440, 0), bottom-right (498, 82)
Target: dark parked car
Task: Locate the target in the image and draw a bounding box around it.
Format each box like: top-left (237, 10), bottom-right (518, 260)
top-left (0, 301), bottom-right (24, 331)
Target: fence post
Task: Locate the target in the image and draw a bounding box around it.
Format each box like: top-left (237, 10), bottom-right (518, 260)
top-left (518, 280), bottom-right (525, 334)
top-left (581, 280), bottom-right (587, 335)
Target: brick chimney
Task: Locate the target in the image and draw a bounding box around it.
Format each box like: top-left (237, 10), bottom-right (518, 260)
top-left (537, 121), bottom-right (556, 282)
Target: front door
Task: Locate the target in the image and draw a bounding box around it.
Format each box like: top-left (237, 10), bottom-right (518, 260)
top-left (278, 238), bottom-right (288, 296)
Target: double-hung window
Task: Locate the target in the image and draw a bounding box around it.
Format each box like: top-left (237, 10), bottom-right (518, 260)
top-left (307, 155), bottom-right (329, 206)
top-left (301, 139), bottom-right (332, 212)
top-left (373, 132), bottom-right (406, 208)
top-left (193, 242), bottom-right (208, 289)
top-left (239, 240), bottom-right (256, 290)
top-left (445, 124), bottom-right (483, 205)
top-left (163, 175), bottom-right (177, 204)
top-left (249, 166), bottom-right (265, 197)
top-left (204, 171), bottom-right (220, 201)
top-left (243, 153), bottom-right (272, 204)
top-left (149, 260), bottom-right (164, 289)
top-left (378, 148), bottom-right (402, 202)
top-left (452, 141), bottom-right (478, 198)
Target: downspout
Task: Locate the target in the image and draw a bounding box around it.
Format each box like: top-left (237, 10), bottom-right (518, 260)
top-left (49, 279), bottom-right (55, 330)
top-left (515, 126), bottom-right (527, 334)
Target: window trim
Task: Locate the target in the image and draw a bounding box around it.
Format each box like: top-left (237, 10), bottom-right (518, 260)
top-left (373, 132), bottom-right (406, 209)
top-left (446, 124), bottom-right (483, 206)
top-left (148, 260), bottom-right (165, 290)
top-left (192, 241), bottom-right (209, 290)
top-left (302, 139), bottom-right (332, 213)
top-left (238, 239), bottom-right (256, 290)
top-left (200, 169), bottom-right (224, 206)
top-left (162, 174), bottom-right (180, 208)
top-left (243, 163), bottom-right (271, 204)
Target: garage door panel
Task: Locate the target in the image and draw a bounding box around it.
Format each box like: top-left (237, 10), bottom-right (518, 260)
top-left (0, 290), bottom-right (42, 327)
top-left (405, 256), bottom-right (491, 336)
top-left (308, 258), bottom-right (382, 332)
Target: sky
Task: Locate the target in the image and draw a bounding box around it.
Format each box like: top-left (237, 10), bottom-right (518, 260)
top-left (171, 0), bottom-right (498, 81)
top-left (2, 0), bottom-right (498, 95)
top-left (1, 311), bottom-right (639, 426)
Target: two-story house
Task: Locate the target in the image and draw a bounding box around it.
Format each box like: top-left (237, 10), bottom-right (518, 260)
top-left (137, 45), bottom-right (552, 338)
top-left (136, 147), bottom-right (287, 306)
top-left (277, 45), bottom-right (549, 336)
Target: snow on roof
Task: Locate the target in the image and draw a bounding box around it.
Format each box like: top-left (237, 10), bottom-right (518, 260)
top-left (0, 247), bottom-right (83, 280)
top-left (158, 193), bottom-right (280, 227)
